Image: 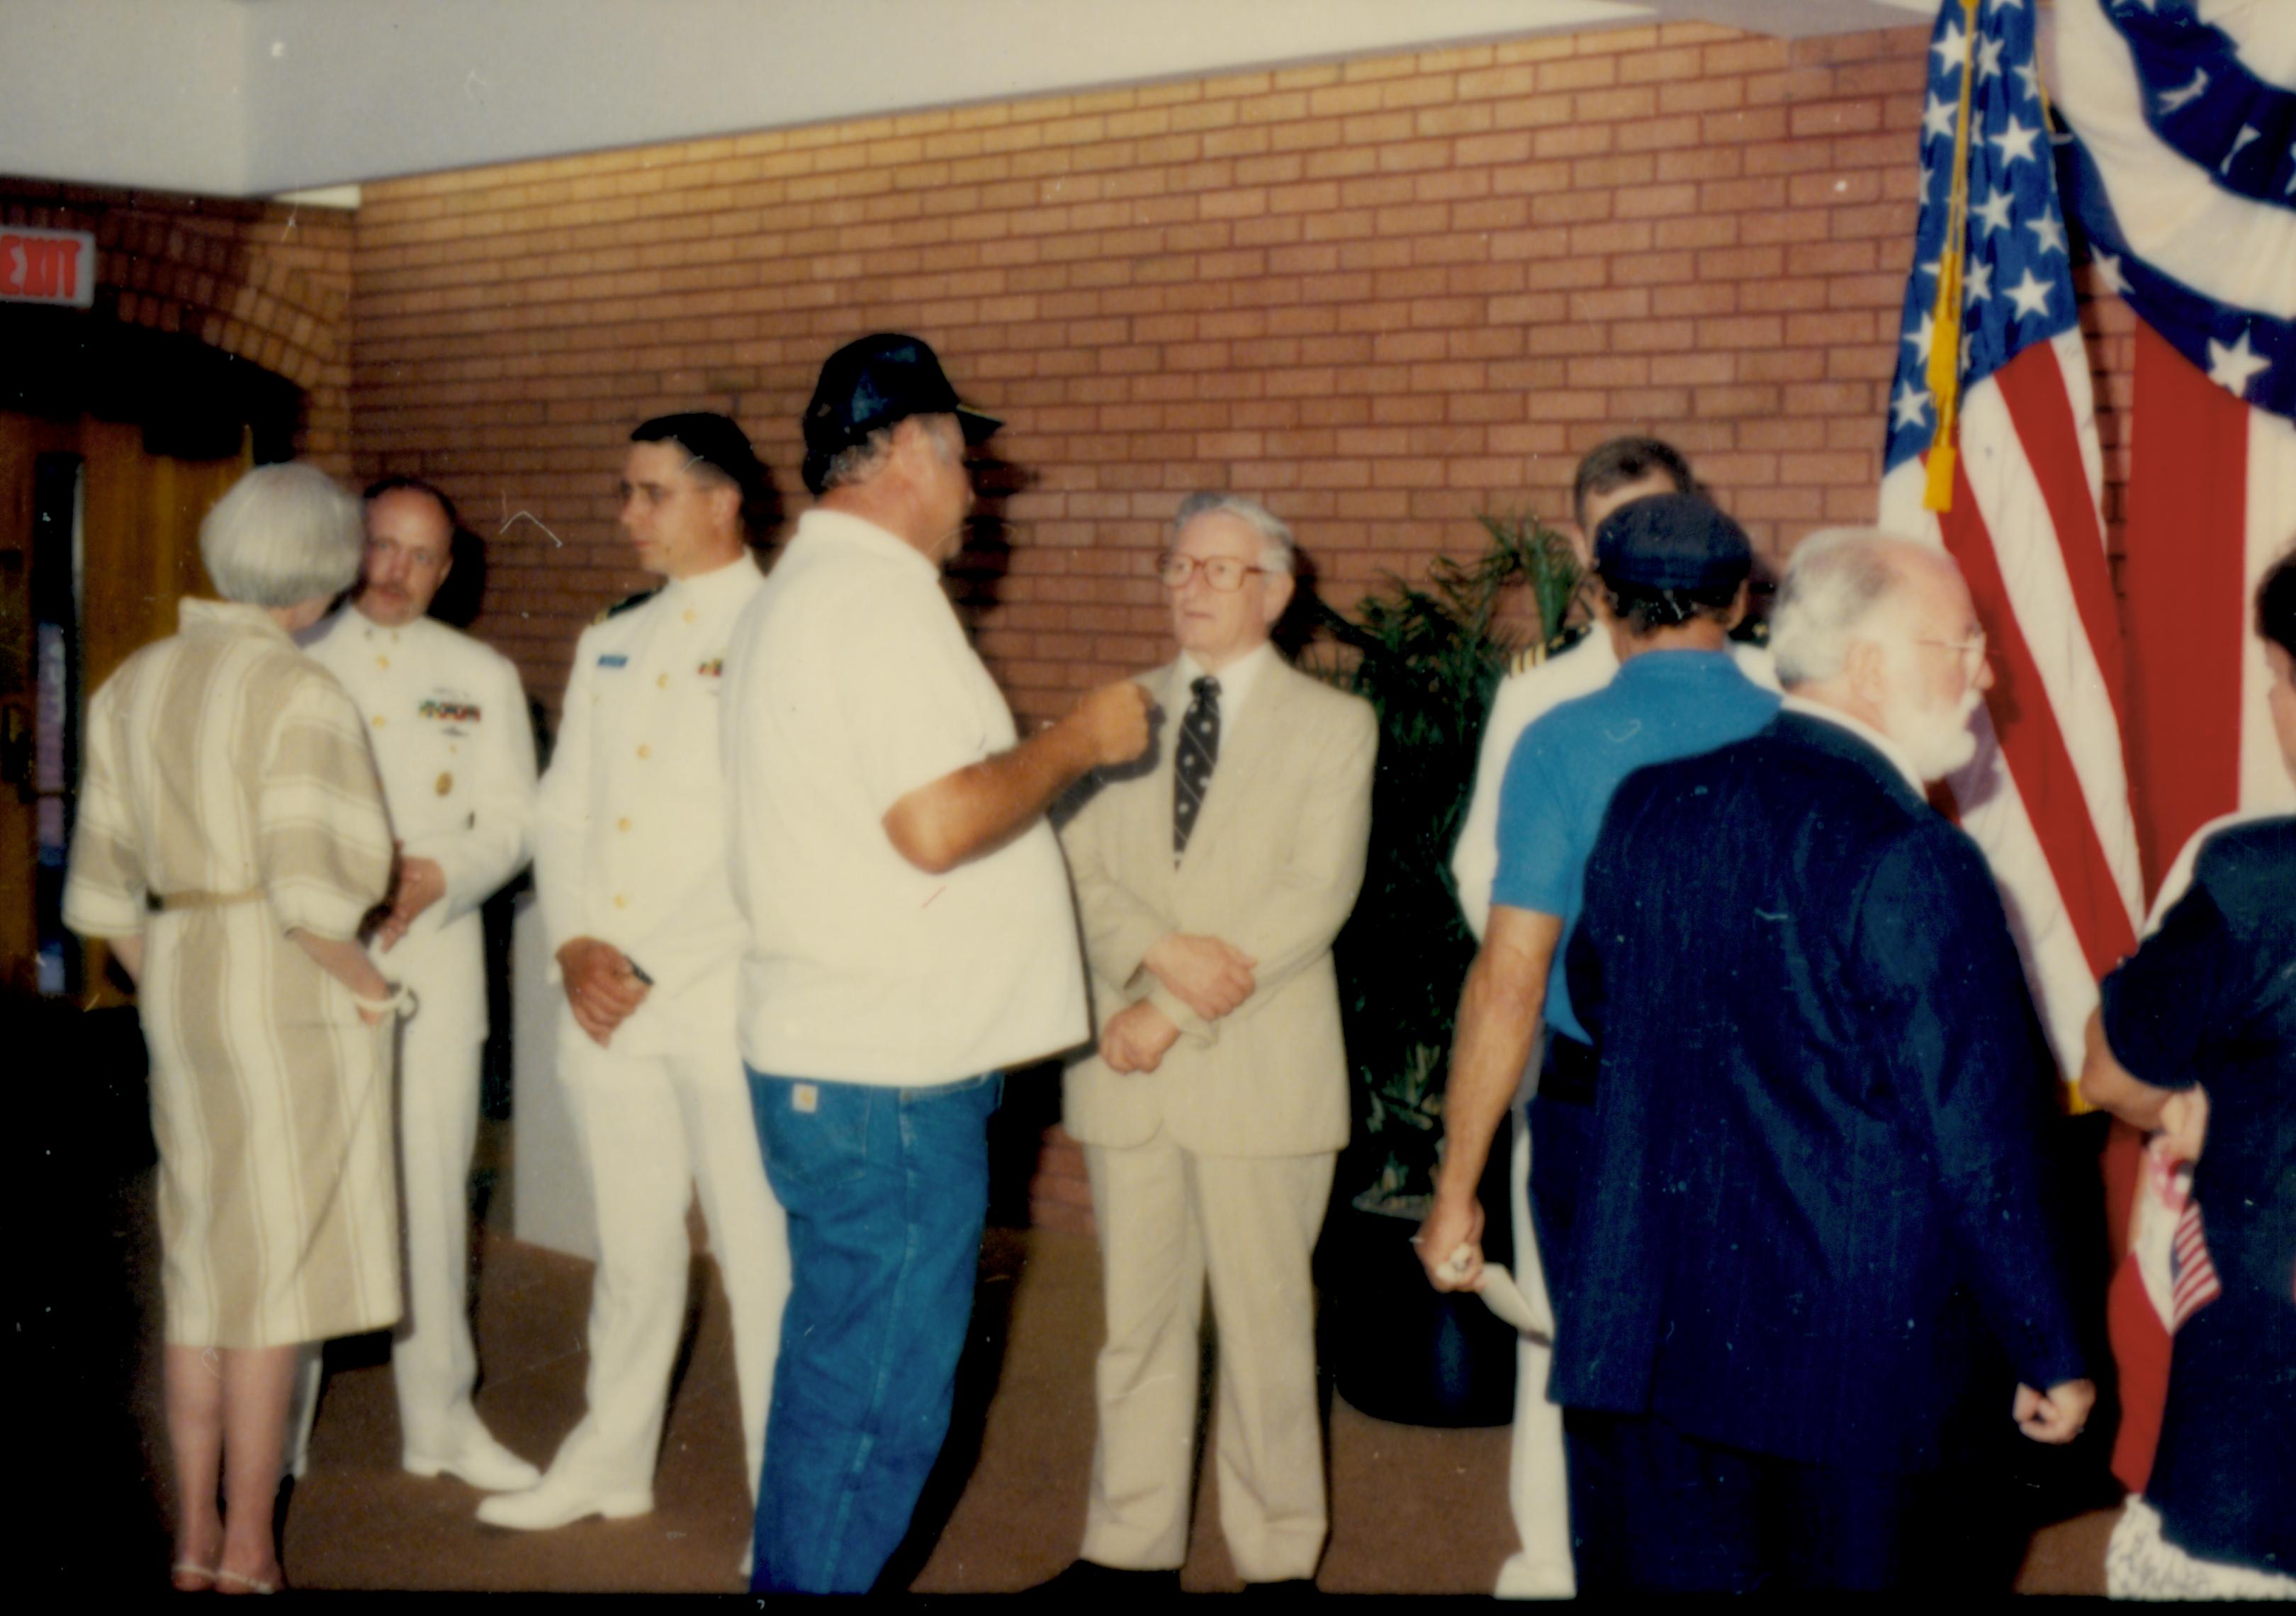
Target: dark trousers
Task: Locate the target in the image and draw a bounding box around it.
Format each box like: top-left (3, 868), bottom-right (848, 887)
top-left (1526, 1036), bottom-right (1596, 1283)
top-left (1565, 1409), bottom-right (2000, 1593)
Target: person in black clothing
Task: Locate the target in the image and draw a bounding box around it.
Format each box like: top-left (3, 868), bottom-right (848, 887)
top-left (2082, 546), bottom-right (2296, 1598)
top-left (1555, 529), bottom-right (2095, 1592)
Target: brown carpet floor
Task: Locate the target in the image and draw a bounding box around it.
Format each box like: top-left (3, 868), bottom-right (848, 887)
top-left (63, 1133), bottom-right (2115, 1595)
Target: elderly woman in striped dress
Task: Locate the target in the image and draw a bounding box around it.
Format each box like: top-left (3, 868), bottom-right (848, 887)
top-left (65, 463), bottom-right (408, 1595)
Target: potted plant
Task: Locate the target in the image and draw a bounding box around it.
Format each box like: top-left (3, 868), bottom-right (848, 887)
top-left (1307, 510), bottom-right (1581, 1427)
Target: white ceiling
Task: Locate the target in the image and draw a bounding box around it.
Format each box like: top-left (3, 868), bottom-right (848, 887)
top-left (0, 0), bottom-right (1939, 201)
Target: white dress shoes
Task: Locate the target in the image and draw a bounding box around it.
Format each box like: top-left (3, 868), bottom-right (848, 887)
top-left (403, 1428), bottom-right (544, 1493)
top-left (474, 1471), bottom-right (653, 1532)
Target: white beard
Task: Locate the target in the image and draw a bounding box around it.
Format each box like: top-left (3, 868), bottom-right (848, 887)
top-left (1880, 683), bottom-right (1982, 782)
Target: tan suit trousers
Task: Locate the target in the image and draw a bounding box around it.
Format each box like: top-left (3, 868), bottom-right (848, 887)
top-left (1081, 1134), bottom-right (1334, 1583)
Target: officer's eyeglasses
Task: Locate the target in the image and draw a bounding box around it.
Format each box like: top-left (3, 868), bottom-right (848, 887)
top-left (1908, 631), bottom-right (1988, 682)
top-left (1156, 553), bottom-right (1265, 592)
top-left (366, 536), bottom-right (446, 572)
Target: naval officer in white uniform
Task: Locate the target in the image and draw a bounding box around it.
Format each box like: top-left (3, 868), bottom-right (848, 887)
top-left (1445, 437), bottom-right (1777, 1599)
top-left (300, 476), bottom-right (541, 1491)
top-left (481, 414), bottom-right (789, 1547)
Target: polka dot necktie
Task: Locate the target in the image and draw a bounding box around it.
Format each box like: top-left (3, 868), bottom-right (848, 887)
top-left (1173, 675), bottom-right (1221, 860)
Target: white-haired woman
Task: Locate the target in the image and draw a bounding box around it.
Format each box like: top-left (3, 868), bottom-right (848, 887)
top-left (64, 462), bottom-right (407, 1594)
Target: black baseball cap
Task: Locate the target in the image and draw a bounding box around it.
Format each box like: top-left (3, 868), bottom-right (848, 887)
top-left (1594, 493), bottom-right (1752, 594)
top-left (801, 332), bottom-right (1001, 495)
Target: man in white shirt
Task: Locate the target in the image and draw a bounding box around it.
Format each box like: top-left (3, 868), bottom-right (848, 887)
top-left (722, 333), bottom-right (1151, 1594)
top-left (300, 477), bottom-right (539, 1492)
top-left (480, 415), bottom-right (789, 1558)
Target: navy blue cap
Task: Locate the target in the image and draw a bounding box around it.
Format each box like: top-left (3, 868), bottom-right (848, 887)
top-left (802, 333), bottom-right (1001, 495)
top-left (1594, 493), bottom-right (1752, 593)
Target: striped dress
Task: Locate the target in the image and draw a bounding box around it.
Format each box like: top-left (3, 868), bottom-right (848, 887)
top-left (64, 598), bottom-right (402, 1349)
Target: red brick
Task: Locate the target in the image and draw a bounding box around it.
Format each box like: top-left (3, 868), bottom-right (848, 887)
top-left (251, 23), bottom-right (2133, 728)
top-left (1536, 57), bottom-right (1619, 92)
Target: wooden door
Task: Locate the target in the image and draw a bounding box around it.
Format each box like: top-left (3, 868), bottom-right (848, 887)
top-left (0, 413), bottom-right (246, 1001)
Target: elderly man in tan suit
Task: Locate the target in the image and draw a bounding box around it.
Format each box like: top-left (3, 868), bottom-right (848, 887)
top-left (1049, 492), bottom-right (1377, 1594)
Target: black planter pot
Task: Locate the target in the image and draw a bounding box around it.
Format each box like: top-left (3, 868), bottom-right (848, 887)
top-left (1321, 1201), bottom-right (1519, 1427)
top-left (1319, 1109), bottom-right (1520, 1428)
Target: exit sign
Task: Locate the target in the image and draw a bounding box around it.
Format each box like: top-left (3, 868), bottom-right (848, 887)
top-left (0, 227), bottom-right (96, 308)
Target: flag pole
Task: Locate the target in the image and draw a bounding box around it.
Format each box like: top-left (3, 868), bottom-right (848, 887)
top-left (1924, 0), bottom-right (1981, 512)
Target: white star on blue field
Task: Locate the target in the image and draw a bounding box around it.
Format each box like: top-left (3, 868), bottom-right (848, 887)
top-left (1886, 0), bottom-right (2077, 478)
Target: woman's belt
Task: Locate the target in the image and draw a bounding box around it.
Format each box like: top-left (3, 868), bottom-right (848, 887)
top-left (147, 887), bottom-right (263, 911)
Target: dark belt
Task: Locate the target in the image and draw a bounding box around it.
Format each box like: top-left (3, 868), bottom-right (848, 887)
top-left (1538, 1033), bottom-right (1598, 1108)
top-left (147, 887), bottom-right (262, 912)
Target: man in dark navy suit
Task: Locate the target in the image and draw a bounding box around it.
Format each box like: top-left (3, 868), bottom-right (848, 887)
top-left (1555, 529), bottom-right (2096, 1592)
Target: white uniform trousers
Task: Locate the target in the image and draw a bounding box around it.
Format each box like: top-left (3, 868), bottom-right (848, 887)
top-left (1080, 1134), bottom-right (1334, 1583)
top-left (548, 1029), bottom-right (789, 1502)
top-left (392, 1006), bottom-right (490, 1457)
top-left (283, 961), bottom-right (495, 1472)
top-left (1496, 1096), bottom-right (1575, 1598)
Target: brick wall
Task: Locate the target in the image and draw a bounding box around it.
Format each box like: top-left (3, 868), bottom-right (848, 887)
top-left (350, 18), bottom-right (2132, 720)
top-left (1, 181), bottom-right (356, 469)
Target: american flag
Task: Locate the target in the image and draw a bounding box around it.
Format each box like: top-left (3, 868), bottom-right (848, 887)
top-left (2054, 0), bottom-right (2296, 873)
top-left (1878, 0), bottom-right (2144, 1081)
top-left (2049, 0), bottom-right (2296, 1496)
top-left (2168, 1203), bottom-right (2222, 1328)
top-left (2134, 1139), bottom-right (2222, 1332)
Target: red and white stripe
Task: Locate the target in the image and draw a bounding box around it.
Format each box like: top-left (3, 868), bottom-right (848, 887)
top-left (1879, 327), bottom-right (2144, 1078)
top-left (2168, 1203), bottom-right (2222, 1330)
top-left (2123, 326), bottom-right (2296, 877)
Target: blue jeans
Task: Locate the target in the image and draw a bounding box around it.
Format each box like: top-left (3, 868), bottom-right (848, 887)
top-left (743, 1069), bottom-right (1002, 1594)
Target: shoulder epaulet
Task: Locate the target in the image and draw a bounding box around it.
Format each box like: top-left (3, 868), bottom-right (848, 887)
top-left (1507, 619), bottom-right (1589, 675)
top-left (594, 587), bottom-right (661, 625)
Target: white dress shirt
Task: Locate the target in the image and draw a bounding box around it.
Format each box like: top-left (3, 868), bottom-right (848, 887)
top-left (303, 608), bottom-right (537, 1031)
top-left (535, 554), bottom-right (762, 1059)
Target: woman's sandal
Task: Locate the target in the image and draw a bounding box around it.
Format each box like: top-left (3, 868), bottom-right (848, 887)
top-left (171, 1561), bottom-right (218, 1593)
top-left (213, 1568), bottom-right (280, 1595)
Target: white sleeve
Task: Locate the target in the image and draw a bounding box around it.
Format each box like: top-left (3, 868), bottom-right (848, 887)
top-left (1452, 672), bottom-right (1538, 942)
top-left (533, 627), bottom-right (597, 972)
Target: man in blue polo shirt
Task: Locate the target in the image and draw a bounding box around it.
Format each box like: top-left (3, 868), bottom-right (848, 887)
top-left (1419, 493), bottom-right (1779, 1583)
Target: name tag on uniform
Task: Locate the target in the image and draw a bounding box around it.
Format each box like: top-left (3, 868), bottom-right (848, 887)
top-left (419, 699), bottom-right (480, 723)
top-left (597, 653), bottom-right (628, 668)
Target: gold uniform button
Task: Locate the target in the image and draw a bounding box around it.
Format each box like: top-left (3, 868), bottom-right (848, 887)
top-left (371, 715), bottom-right (386, 729)
top-left (683, 609), bottom-right (697, 624)
top-left (376, 655), bottom-right (390, 670)
top-left (613, 894), bottom-right (629, 909)
top-left (436, 772), bottom-right (454, 796)
top-left (636, 744), bottom-right (651, 760)
top-left (618, 817), bottom-right (632, 832)
top-left (657, 673), bottom-right (670, 689)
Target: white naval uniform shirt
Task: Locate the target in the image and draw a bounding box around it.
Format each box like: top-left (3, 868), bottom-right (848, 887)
top-left (536, 553), bottom-right (762, 1063)
top-left (303, 608), bottom-right (537, 1033)
top-left (1450, 628), bottom-right (1779, 940)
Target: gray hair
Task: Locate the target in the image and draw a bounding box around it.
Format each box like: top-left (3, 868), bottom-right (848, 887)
top-left (1769, 527), bottom-right (1944, 688)
top-left (818, 425), bottom-right (898, 495)
top-left (1171, 490), bottom-right (1296, 576)
top-left (199, 463), bottom-right (365, 608)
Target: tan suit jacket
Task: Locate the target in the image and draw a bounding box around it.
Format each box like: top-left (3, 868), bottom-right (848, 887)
top-left (1059, 656), bottom-right (1377, 1157)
